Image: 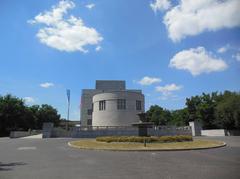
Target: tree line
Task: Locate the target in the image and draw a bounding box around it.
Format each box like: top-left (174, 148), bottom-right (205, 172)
top-left (146, 91), bottom-right (240, 130)
top-left (0, 91), bottom-right (239, 136)
top-left (0, 94), bottom-right (61, 137)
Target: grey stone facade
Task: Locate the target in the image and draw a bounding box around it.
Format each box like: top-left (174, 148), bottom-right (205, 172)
top-left (92, 91), bottom-right (144, 126)
top-left (80, 80), bottom-right (144, 126)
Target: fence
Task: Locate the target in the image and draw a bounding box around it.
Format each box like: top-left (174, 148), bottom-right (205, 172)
top-left (43, 123), bottom-right (192, 138)
top-left (148, 126), bottom-right (192, 136)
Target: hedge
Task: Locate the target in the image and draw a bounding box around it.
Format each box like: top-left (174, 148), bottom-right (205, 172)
top-left (96, 135), bottom-right (192, 143)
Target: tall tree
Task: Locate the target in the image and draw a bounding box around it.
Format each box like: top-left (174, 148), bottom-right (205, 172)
top-left (170, 108), bottom-right (189, 126)
top-left (186, 95), bottom-right (201, 122)
top-left (0, 94), bottom-right (27, 136)
top-left (215, 91), bottom-right (240, 129)
top-left (35, 104), bottom-right (61, 129)
top-left (0, 94), bottom-right (61, 136)
top-left (146, 105), bottom-right (171, 125)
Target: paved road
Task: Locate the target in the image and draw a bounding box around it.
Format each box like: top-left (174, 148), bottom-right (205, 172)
top-left (0, 137), bottom-right (240, 179)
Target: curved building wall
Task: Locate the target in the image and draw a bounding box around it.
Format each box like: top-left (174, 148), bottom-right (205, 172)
top-left (92, 91), bottom-right (144, 126)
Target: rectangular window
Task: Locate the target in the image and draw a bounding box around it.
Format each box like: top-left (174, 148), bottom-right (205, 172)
top-left (99, 100), bottom-right (106, 111)
top-left (136, 100), bottom-right (142, 110)
top-left (117, 99), bottom-right (126, 110)
top-left (87, 119), bottom-right (92, 125)
top-left (87, 109), bottom-right (92, 115)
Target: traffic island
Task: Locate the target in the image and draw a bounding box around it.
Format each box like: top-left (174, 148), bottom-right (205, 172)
top-left (68, 136), bottom-right (226, 151)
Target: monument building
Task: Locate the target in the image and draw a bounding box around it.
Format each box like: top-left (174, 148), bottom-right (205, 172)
top-left (80, 80), bottom-right (144, 126)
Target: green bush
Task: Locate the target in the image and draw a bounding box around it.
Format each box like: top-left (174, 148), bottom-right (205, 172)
top-left (96, 135), bottom-right (192, 143)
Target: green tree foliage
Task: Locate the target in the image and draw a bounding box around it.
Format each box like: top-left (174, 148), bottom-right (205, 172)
top-left (146, 105), bottom-right (172, 125)
top-left (146, 91), bottom-right (240, 130)
top-left (170, 108), bottom-right (189, 126)
top-left (185, 91), bottom-right (240, 129)
top-left (185, 96), bottom-right (201, 122)
top-left (0, 94), bottom-right (61, 136)
top-left (214, 91), bottom-right (240, 130)
top-left (186, 92), bottom-right (217, 129)
top-left (35, 104), bottom-right (60, 129)
top-left (0, 94), bottom-right (26, 136)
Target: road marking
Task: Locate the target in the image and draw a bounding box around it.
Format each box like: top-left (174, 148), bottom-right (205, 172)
top-left (17, 146), bottom-right (37, 150)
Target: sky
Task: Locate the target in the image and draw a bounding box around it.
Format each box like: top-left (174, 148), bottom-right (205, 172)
top-left (0, 0), bottom-right (239, 121)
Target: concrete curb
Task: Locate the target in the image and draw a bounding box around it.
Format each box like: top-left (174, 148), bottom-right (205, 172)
top-left (68, 140), bottom-right (226, 152)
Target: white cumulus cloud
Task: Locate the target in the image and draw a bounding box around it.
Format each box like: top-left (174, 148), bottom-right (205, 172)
top-left (163, 0), bottom-right (240, 42)
top-left (40, 82), bottom-right (54, 88)
top-left (95, 46), bottom-right (101, 51)
top-left (217, 47), bottom-right (227, 53)
top-left (28, 0), bottom-right (103, 53)
top-left (217, 44), bottom-right (230, 53)
top-left (233, 52), bottom-right (240, 62)
top-left (150, 0), bottom-right (171, 13)
top-left (85, 3), bottom-right (95, 9)
top-left (155, 83), bottom-right (182, 95)
top-left (169, 47), bottom-right (228, 76)
top-left (23, 97), bottom-right (35, 104)
top-left (138, 76), bottom-right (162, 85)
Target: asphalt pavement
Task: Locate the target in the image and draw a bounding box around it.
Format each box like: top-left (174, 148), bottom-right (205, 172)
top-left (0, 136), bottom-right (240, 179)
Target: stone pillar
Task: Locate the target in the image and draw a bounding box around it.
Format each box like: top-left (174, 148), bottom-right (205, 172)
top-left (189, 121), bottom-right (202, 136)
top-left (42, 123), bottom-right (54, 138)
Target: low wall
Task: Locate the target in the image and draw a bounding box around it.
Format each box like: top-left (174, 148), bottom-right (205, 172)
top-left (71, 127), bottom-right (138, 138)
top-left (226, 130), bottom-right (240, 136)
top-left (42, 124), bottom-right (192, 138)
top-left (10, 131), bottom-right (30, 138)
top-left (201, 129), bottom-right (226, 136)
top-left (10, 130), bottom-right (42, 138)
top-left (201, 129), bottom-right (240, 136)
top-left (51, 128), bottom-right (71, 138)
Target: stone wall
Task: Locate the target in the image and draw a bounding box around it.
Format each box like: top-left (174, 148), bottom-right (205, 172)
top-left (201, 129), bottom-right (226, 136)
top-left (188, 121), bottom-right (240, 136)
top-left (10, 130), bottom-right (42, 138)
top-left (71, 127), bottom-right (138, 138)
top-left (42, 123), bottom-right (192, 138)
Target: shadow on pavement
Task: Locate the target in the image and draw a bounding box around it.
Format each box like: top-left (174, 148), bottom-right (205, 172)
top-left (0, 162), bottom-right (26, 171)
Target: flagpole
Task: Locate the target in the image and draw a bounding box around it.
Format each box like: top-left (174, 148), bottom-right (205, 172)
top-left (67, 100), bottom-right (69, 130)
top-left (66, 89), bottom-right (70, 130)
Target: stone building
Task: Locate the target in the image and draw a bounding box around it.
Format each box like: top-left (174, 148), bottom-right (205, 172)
top-left (80, 80), bottom-right (144, 126)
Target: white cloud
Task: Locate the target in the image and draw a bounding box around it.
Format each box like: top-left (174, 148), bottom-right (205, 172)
top-left (95, 46), bottom-right (101, 51)
top-left (169, 47), bottom-right (228, 76)
top-left (163, 0), bottom-right (240, 42)
top-left (158, 94), bottom-right (180, 101)
top-left (85, 3), bottom-right (95, 9)
top-left (23, 97), bottom-right (35, 104)
top-left (233, 52), bottom-right (240, 62)
top-left (40, 82), bottom-right (54, 88)
top-left (156, 83), bottom-right (182, 95)
top-left (138, 76), bottom-right (162, 85)
top-left (217, 44), bottom-right (230, 53)
top-left (28, 0), bottom-right (103, 53)
top-left (150, 0), bottom-right (171, 13)
top-left (217, 47), bottom-right (227, 53)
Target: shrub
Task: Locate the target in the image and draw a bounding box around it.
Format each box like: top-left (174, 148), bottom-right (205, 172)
top-left (96, 135), bottom-right (192, 143)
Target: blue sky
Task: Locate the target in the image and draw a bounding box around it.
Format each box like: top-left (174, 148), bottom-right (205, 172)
top-left (0, 0), bottom-right (239, 121)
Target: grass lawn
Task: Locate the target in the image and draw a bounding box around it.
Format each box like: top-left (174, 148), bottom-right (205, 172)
top-left (68, 139), bottom-right (226, 151)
